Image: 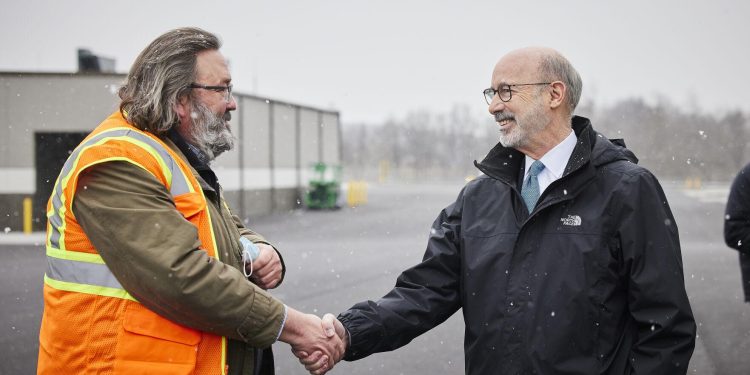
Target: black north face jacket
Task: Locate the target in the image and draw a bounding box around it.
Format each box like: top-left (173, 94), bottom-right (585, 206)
top-left (724, 162), bottom-right (750, 301)
top-left (339, 116), bottom-right (696, 374)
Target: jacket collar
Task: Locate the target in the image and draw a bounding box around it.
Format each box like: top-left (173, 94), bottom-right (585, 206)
top-left (475, 115), bottom-right (639, 217)
top-left (164, 128), bottom-right (221, 199)
top-left (475, 115), bottom-right (638, 187)
top-left (167, 127), bottom-right (212, 170)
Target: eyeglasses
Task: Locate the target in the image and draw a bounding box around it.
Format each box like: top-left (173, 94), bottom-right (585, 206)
top-left (483, 83), bottom-right (551, 104)
top-left (188, 83), bottom-right (233, 102)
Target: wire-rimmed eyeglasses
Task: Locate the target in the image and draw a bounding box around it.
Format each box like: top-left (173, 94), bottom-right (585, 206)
top-left (188, 83), bottom-right (233, 102)
top-left (483, 83), bottom-right (551, 105)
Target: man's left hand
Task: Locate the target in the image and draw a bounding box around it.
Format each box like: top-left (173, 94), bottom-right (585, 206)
top-left (248, 243), bottom-right (282, 289)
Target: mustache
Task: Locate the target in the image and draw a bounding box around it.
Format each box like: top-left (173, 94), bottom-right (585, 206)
top-left (494, 112), bottom-right (514, 122)
top-left (190, 110), bottom-right (231, 122)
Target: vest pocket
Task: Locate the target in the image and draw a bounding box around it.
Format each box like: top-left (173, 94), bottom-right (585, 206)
top-left (114, 302), bottom-right (202, 375)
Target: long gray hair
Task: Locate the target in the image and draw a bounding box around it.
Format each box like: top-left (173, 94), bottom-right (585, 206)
top-left (118, 27), bottom-right (221, 134)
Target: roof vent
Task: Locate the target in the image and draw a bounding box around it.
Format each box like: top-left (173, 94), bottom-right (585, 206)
top-left (77, 48), bottom-right (115, 73)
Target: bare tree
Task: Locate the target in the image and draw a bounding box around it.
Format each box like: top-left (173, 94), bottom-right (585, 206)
top-left (342, 98), bottom-right (748, 183)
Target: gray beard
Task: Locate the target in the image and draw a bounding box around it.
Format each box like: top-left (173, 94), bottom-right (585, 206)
top-left (497, 100), bottom-right (548, 149)
top-left (188, 100), bottom-right (235, 162)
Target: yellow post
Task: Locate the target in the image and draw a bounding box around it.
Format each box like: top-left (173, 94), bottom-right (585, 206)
top-left (346, 182), bottom-right (355, 207)
top-left (23, 197), bottom-right (33, 234)
top-left (346, 181), bottom-right (368, 207)
top-left (357, 181), bottom-right (368, 205)
top-left (378, 160), bottom-right (390, 184)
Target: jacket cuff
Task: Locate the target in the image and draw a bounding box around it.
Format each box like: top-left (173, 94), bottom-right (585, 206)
top-left (235, 287), bottom-right (286, 348)
top-left (275, 305), bottom-right (288, 341)
top-left (337, 311), bottom-right (377, 361)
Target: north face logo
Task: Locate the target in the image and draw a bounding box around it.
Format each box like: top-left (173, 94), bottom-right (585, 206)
top-left (560, 215), bottom-right (582, 226)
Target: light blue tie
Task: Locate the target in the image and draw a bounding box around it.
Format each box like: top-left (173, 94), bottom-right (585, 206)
top-left (522, 160), bottom-right (545, 211)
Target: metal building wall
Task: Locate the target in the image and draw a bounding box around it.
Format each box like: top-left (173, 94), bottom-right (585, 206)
top-left (0, 73), bottom-right (123, 231)
top-left (299, 108), bottom-right (322, 184)
top-left (0, 73), bottom-right (123, 193)
top-left (0, 72), bottom-right (341, 231)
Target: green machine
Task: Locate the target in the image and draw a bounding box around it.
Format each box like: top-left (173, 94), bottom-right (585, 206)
top-left (304, 162), bottom-right (342, 209)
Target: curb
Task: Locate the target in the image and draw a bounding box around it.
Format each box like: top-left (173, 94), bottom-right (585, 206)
top-left (0, 232), bottom-right (46, 245)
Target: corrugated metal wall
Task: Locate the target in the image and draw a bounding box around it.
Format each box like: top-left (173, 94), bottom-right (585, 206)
top-left (0, 72), bottom-right (341, 231)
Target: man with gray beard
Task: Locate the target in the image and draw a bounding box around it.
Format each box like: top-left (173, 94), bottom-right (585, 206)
top-left (37, 27), bottom-right (343, 375)
top-left (302, 47), bottom-right (696, 375)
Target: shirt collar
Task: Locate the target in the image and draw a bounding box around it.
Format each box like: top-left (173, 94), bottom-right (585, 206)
top-left (167, 127), bottom-right (211, 170)
top-left (524, 129), bottom-right (577, 179)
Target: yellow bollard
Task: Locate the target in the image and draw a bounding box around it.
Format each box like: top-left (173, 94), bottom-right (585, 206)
top-left (346, 182), bottom-right (356, 207)
top-left (349, 182), bottom-right (356, 207)
top-left (684, 177), bottom-right (703, 190)
top-left (378, 160), bottom-right (390, 184)
top-left (346, 181), bottom-right (368, 207)
top-left (23, 197), bottom-right (32, 234)
top-left (358, 181), bottom-right (368, 205)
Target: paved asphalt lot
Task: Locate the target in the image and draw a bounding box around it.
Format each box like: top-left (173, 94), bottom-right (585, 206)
top-left (1, 181), bottom-right (747, 374)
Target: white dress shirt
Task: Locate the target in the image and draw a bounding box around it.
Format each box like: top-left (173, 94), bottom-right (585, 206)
top-left (523, 129), bottom-right (578, 195)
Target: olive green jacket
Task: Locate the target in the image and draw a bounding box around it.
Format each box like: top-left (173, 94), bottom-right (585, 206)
top-left (72, 136), bottom-right (286, 375)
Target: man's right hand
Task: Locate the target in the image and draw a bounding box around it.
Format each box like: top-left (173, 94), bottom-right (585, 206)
top-left (294, 313), bottom-right (348, 374)
top-left (279, 308), bottom-right (345, 375)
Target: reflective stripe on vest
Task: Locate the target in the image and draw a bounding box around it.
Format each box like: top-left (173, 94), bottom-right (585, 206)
top-left (45, 127), bottom-right (194, 300)
top-left (47, 128), bottom-right (193, 251)
top-left (44, 246), bottom-right (136, 301)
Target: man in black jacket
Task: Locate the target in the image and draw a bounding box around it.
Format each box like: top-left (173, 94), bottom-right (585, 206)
top-left (300, 47), bottom-right (696, 375)
top-left (724, 163), bottom-right (750, 302)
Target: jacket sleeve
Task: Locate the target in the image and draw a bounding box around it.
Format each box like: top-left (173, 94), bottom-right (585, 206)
top-left (337, 188), bottom-right (465, 361)
top-left (231, 214), bottom-right (286, 285)
top-left (617, 170), bottom-right (696, 375)
top-left (73, 161), bottom-right (286, 347)
top-left (724, 164), bottom-right (750, 253)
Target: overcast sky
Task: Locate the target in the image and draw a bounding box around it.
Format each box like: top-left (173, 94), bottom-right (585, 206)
top-left (1, 0), bottom-right (748, 124)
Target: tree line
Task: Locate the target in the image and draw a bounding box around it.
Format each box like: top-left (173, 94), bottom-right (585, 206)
top-left (342, 98), bottom-right (748, 183)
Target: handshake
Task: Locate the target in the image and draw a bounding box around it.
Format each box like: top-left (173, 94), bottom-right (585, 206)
top-left (279, 308), bottom-right (347, 375)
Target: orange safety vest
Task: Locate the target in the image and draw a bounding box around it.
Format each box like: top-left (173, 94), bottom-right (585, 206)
top-left (38, 111), bottom-right (227, 375)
